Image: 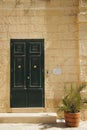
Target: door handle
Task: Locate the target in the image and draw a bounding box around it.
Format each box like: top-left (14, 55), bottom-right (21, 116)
top-left (27, 76), bottom-right (30, 79)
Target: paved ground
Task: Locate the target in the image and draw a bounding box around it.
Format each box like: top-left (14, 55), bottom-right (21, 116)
top-left (0, 121), bottom-right (87, 130)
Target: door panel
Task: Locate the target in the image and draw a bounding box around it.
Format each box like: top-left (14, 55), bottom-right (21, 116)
top-left (14, 42), bottom-right (25, 54)
top-left (30, 56), bottom-right (41, 87)
top-left (11, 90), bottom-right (27, 107)
top-left (28, 89), bottom-right (43, 107)
top-left (10, 39), bottom-right (44, 108)
top-left (14, 56), bottom-right (25, 87)
top-left (29, 42), bottom-right (41, 53)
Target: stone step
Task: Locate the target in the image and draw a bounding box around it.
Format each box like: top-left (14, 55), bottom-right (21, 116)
top-left (0, 113), bottom-right (57, 123)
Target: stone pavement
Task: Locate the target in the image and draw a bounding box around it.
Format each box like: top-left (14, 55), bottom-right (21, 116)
top-left (0, 121), bottom-right (87, 130)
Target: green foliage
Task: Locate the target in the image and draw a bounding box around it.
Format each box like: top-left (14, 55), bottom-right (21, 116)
top-left (57, 82), bottom-right (87, 113)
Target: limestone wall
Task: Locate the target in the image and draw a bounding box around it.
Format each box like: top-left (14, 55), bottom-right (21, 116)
top-left (0, 0), bottom-right (80, 113)
top-left (78, 0), bottom-right (87, 120)
top-left (79, 0), bottom-right (87, 82)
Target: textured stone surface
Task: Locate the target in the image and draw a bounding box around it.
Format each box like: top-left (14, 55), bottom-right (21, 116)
top-left (0, 121), bottom-right (87, 130)
top-left (0, 0), bottom-right (87, 120)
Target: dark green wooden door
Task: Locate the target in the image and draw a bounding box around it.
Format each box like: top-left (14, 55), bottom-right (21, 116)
top-left (10, 39), bottom-right (44, 107)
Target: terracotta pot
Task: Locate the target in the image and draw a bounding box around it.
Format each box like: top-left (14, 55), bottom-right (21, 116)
top-left (64, 112), bottom-right (80, 127)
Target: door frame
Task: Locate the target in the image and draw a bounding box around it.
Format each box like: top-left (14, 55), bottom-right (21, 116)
top-left (10, 39), bottom-right (45, 108)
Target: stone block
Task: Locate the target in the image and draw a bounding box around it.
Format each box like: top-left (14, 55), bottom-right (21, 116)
top-left (79, 23), bottom-right (87, 31)
top-left (63, 74), bottom-right (78, 82)
top-left (0, 33), bottom-right (8, 40)
top-left (62, 66), bottom-right (78, 74)
top-left (78, 13), bottom-right (87, 22)
top-left (62, 40), bottom-right (78, 49)
top-left (63, 48), bottom-right (78, 58)
top-left (0, 113), bottom-right (57, 123)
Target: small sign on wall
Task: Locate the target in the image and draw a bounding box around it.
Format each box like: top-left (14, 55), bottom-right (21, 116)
top-left (53, 68), bottom-right (62, 75)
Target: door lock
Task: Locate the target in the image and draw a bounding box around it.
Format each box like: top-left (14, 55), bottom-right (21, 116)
top-left (24, 87), bottom-right (27, 90)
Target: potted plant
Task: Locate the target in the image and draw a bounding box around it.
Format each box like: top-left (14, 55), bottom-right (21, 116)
top-left (57, 82), bottom-right (87, 127)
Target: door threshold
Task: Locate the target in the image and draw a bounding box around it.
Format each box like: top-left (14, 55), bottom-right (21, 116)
top-left (0, 113), bottom-right (57, 123)
top-left (11, 108), bottom-right (46, 113)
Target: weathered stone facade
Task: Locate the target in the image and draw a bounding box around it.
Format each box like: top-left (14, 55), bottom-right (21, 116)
top-left (0, 0), bottom-right (87, 119)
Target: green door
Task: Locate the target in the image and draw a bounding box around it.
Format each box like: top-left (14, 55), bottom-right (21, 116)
top-left (10, 39), bottom-right (44, 107)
